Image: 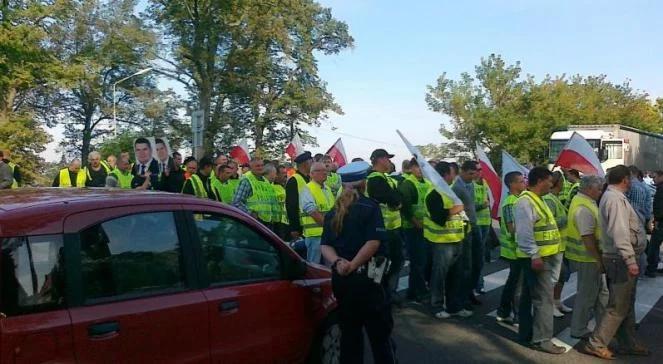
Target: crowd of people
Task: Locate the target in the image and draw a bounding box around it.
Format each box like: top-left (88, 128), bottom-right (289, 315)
top-left (2, 137), bottom-right (662, 362)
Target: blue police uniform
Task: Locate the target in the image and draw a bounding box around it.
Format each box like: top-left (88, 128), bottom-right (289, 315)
top-left (321, 161), bottom-right (396, 364)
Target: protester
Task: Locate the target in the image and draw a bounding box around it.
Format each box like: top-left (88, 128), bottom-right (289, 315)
top-left (515, 167), bottom-right (565, 354)
top-left (473, 166), bottom-right (492, 292)
top-left (645, 170), bottom-right (663, 277)
top-left (105, 155), bottom-right (117, 170)
top-left (83, 151), bottom-right (111, 187)
top-left (286, 151), bottom-right (313, 240)
top-left (1, 150), bottom-right (21, 188)
top-left (322, 155), bottom-right (341, 196)
top-left (173, 151), bottom-right (183, 168)
top-left (566, 175), bottom-right (608, 339)
top-left (0, 151), bottom-right (14, 189)
top-left (300, 162), bottom-right (335, 263)
top-left (52, 159), bottom-right (83, 187)
top-left (233, 158), bottom-right (275, 228)
top-left (108, 157), bottom-right (133, 189)
top-left (583, 165), bottom-right (649, 359)
top-left (183, 157), bottom-right (197, 180)
top-left (182, 156), bottom-right (216, 200)
top-left (211, 164), bottom-right (236, 203)
top-left (367, 149), bottom-right (404, 305)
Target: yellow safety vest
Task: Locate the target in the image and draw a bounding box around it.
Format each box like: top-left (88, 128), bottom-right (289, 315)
top-left (498, 193), bottom-right (520, 260)
top-left (58, 168), bottom-right (87, 188)
top-left (110, 169), bottom-right (133, 189)
top-left (184, 174), bottom-right (213, 199)
top-left (402, 174), bottom-right (432, 229)
top-left (543, 193), bottom-right (568, 252)
top-left (474, 181), bottom-right (491, 226)
top-left (245, 172), bottom-right (276, 222)
top-left (423, 189), bottom-right (465, 243)
top-left (515, 191), bottom-right (561, 258)
top-left (8, 162), bottom-right (18, 188)
top-left (301, 181), bottom-right (335, 238)
top-left (565, 194), bottom-right (601, 263)
top-left (212, 178), bottom-right (239, 204)
top-left (325, 172), bottom-right (342, 196)
top-left (273, 183), bottom-right (288, 224)
top-left (367, 172), bottom-right (402, 230)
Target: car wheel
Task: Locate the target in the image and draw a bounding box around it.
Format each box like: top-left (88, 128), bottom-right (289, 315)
top-left (320, 320), bottom-right (340, 364)
top-left (309, 313), bottom-right (340, 364)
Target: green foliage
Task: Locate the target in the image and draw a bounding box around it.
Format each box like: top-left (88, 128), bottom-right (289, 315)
top-left (0, 115), bottom-right (51, 185)
top-left (148, 0), bottom-right (353, 158)
top-left (426, 54), bottom-right (663, 165)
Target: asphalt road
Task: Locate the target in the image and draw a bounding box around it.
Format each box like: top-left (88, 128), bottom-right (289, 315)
top-left (377, 252), bottom-right (663, 364)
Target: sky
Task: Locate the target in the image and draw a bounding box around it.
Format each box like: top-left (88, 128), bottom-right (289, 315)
top-left (41, 0), bottom-right (663, 167)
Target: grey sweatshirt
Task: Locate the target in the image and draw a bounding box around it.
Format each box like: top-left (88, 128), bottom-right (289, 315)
top-left (599, 186), bottom-right (647, 266)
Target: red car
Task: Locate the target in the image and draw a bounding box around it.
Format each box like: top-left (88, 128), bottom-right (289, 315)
top-left (0, 188), bottom-right (339, 363)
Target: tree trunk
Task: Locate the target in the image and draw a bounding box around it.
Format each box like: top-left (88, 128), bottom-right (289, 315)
top-left (198, 81), bottom-right (212, 159)
top-left (81, 114), bottom-right (93, 165)
top-left (254, 122), bottom-right (264, 159)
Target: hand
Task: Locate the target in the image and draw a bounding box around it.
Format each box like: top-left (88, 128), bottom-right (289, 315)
top-left (144, 171), bottom-right (151, 178)
top-left (627, 263), bottom-right (639, 277)
top-left (335, 259), bottom-right (352, 276)
top-left (531, 258), bottom-right (544, 272)
top-left (290, 231), bottom-right (301, 240)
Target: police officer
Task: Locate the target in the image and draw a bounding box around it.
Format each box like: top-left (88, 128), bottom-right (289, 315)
top-left (321, 161), bottom-right (396, 364)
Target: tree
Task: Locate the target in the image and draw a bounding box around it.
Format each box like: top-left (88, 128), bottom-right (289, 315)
top-left (148, 0), bottom-right (353, 158)
top-left (0, 0), bottom-right (65, 184)
top-left (426, 54), bottom-right (663, 165)
top-left (50, 0), bottom-right (180, 163)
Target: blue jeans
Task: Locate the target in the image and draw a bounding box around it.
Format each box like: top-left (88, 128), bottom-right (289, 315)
top-left (428, 241), bottom-right (463, 311)
top-left (305, 236), bottom-right (322, 264)
top-left (403, 228), bottom-right (428, 299)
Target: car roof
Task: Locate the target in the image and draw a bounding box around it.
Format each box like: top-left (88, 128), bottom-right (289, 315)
top-left (0, 188), bottom-right (234, 236)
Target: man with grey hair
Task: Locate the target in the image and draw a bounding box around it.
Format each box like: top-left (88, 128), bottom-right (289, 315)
top-left (84, 151), bottom-right (111, 187)
top-left (566, 175), bottom-right (609, 339)
top-left (300, 162), bottom-right (334, 263)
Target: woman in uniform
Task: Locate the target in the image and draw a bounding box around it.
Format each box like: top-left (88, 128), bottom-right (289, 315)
top-left (320, 161), bottom-right (397, 364)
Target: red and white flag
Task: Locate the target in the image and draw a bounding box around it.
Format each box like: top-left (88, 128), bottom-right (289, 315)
top-left (229, 139), bottom-right (250, 165)
top-left (285, 134), bottom-right (304, 160)
top-left (554, 132), bottom-right (605, 177)
top-left (475, 143), bottom-right (501, 219)
top-left (500, 151), bottom-right (530, 216)
top-left (326, 138), bottom-right (348, 167)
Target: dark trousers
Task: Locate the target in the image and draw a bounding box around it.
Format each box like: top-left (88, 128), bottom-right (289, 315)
top-left (646, 223), bottom-right (663, 274)
top-left (332, 272), bottom-right (396, 364)
top-left (403, 228), bottom-right (428, 299)
top-left (385, 229), bottom-right (404, 297)
top-left (497, 258), bottom-right (523, 319)
top-left (458, 233), bottom-right (474, 310)
top-left (470, 225), bottom-right (485, 291)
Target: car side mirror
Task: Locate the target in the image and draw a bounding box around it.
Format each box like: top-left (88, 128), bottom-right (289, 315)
top-left (284, 255), bottom-right (307, 280)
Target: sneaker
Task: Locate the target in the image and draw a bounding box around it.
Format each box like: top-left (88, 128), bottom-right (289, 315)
top-left (496, 314), bottom-right (514, 325)
top-left (553, 307), bottom-right (565, 318)
top-left (450, 309), bottom-right (473, 318)
top-left (558, 302), bottom-right (573, 313)
top-left (434, 310), bottom-right (451, 319)
top-left (533, 341), bottom-right (566, 355)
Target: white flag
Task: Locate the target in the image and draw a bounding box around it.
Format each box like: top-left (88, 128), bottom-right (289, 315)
top-left (500, 150), bottom-right (530, 216)
top-left (396, 130), bottom-right (462, 205)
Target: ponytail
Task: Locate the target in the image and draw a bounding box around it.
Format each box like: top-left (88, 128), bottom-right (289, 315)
top-left (331, 184), bottom-right (360, 235)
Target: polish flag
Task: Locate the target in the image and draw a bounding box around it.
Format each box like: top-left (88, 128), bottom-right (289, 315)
top-left (285, 134), bottom-right (304, 160)
top-left (229, 140), bottom-right (250, 165)
top-left (475, 143), bottom-right (501, 219)
top-left (500, 151), bottom-right (530, 217)
top-left (326, 138), bottom-right (348, 167)
top-left (554, 132), bottom-right (605, 177)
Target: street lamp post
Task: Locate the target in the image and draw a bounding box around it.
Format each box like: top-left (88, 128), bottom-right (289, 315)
top-left (112, 67), bottom-right (153, 136)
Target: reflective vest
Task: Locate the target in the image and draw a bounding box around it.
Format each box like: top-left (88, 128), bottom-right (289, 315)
top-left (543, 193), bottom-right (568, 251)
top-left (301, 181), bottom-right (335, 238)
top-left (566, 194), bottom-right (601, 263)
top-left (58, 168), bottom-right (87, 188)
top-left (8, 162), bottom-right (18, 188)
top-left (474, 181), bottom-right (491, 226)
top-left (110, 169), bottom-right (133, 189)
top-left (291, 173), bottom-right (308, 193)
top-left (325, 172), bottom-right (341, 196)
top-left (402, 174), bottom-right (431, 229)
top-left (245, 172), bottom-right (276, 222)
top-left (566, 183), bottom-right (580, 209)
top-left (212, 178), bottom-right (239, 204)
top-left (498, 193), bottom-right (519, 260)
top-left (273, 183), bottom-right (287, 224)
top-left (515, 191), bottom-right (561, 258)
top-left (367, 172), bottom-right (402, 230)
top-left (423, 189), bottom-right (465, 243)
top-left (185, 174), bottom-right (213, 199)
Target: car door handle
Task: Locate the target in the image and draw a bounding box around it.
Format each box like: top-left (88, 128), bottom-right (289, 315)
top-left (218, 300), bottom-right (239, 313)
top-left (88, 321), bottom-right (120, 338)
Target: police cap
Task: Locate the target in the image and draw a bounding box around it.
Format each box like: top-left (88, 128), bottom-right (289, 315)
top-left (338, 161), bottom-right (372, 183)
top-left (294, 151), bottom-right (313, 164)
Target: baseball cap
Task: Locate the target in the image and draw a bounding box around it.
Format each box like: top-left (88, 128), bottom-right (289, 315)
top-left (370, 149), bottom-right (395, 162)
